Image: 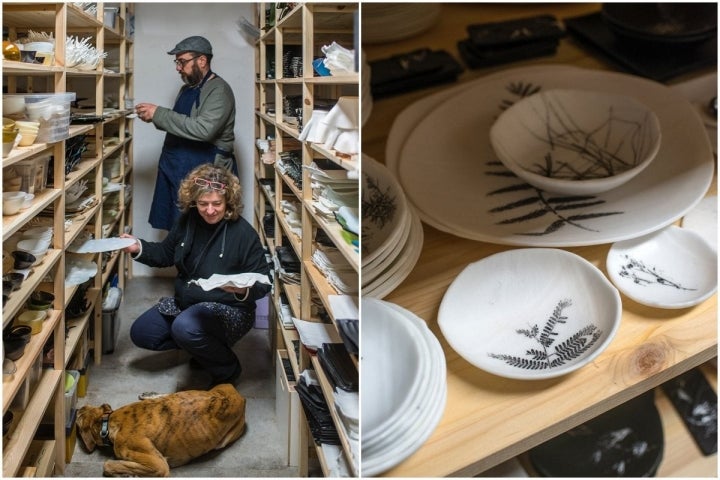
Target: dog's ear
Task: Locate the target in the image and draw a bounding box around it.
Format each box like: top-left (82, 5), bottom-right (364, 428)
top-left (76, 405), bottom-right (99, 453)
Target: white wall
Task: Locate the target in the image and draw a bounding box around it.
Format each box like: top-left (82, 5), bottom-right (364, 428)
top-left (132, 2), bottom-right (257, 277)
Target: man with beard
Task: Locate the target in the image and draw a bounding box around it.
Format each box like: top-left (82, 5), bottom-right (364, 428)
top-left (135, 36), bottom-right (238, 231)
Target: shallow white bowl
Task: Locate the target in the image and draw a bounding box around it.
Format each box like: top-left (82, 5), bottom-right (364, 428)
top-left (439, 248), bottom-right (622, 380)
top-left (16, 237), bottom-right (51, 255)
top-left (361, 297), bottom-right (429, 439)
top-left (3, 191), bottom-right (26, 216)
top-left (606, 225), bottom-right (717, 309)
top-left (490, 89), bottom-right (661, 195)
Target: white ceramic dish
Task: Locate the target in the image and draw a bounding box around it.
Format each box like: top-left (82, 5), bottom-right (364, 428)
top-left (361, 298), bottom-right (431, 441)
top-left (362, 299), bottom-right (447, 476)
top-left (362, 209), bottom-right (424, 300)
top-left (65, 258), bottom-right (98, 286)
top-left (3, 191), bottom-right (26, 216)
top-left (606, 225), bottom-right (717, 309)
top-left (190, 272), bottom-right (271, 291)
top-left (66, 237), bottom-right (137, 254)
top-left (361, 154), bottom-right (409, 264)
top-left (681, 195), bottom-right (717, 251)
top-left (438, 248), bottom-right (622, 380)
top-left (386, 65), bottom-right (714, 247)
top-left (490, 89), bottom-right (661, 195)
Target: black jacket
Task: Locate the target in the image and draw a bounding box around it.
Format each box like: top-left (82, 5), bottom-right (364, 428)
top-left (135, 210), bottom-right (271, 311)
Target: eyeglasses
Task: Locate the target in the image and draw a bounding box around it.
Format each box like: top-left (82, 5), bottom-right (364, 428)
top-left (194, 177), bottom-right (226, 191)
top-left (173, 55), bottom-right (200, 67)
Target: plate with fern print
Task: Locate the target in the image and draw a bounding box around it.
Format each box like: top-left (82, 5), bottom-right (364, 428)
top-left (438, 248), bottom-right (622, 380)
top-left (386, 65), bottom-right (714, 246)
top-left (606, 225), bottom-right (717, 309)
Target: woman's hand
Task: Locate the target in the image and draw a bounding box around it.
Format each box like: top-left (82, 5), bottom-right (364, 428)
top-left (120, 233), bottom-right (141, 254)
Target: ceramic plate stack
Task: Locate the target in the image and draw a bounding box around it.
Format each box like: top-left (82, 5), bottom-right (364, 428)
top-left (362, 3), bottom-right (442, 44)
top-left (361, 155), bottom-right (423, 299)
top-left (361, 298), bottom-right (447, 477)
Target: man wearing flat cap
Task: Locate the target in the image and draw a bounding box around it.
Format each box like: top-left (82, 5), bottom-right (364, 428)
top-left (136, 35), bottom-right (238, 231)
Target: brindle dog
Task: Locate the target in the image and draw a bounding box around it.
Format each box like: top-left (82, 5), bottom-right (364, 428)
top-left (76, 384), bottom-right (246, 477)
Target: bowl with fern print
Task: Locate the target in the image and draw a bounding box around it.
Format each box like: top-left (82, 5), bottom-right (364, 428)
top-left (438, 248), bottom-right (622, 380)
top-left (489, 89), bottom-right (661, 195)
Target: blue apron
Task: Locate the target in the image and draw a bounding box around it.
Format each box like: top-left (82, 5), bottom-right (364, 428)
top-left (148, 71), bottom-right (237, 230)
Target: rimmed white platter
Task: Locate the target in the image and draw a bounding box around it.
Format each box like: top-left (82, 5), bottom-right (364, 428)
top-left (67, 237), bottom-right (136, 253)
top-left (362, 154), bottom-right (409, 264)
top-left (361, 298), bottom-right (447, 477)
top-left (438, 248), bottom-right (622, 380)
top-left (386, 65), bottom-right (714, 247)
top-left (362, 209), bottom-right (423, 300)
top-left (606, 225), bottom-right (717, 309)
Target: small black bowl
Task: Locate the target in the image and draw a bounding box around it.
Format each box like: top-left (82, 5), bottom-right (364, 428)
top-left (2, 281), bottom-right (12, 297)
top-left (29, 290), bottom-right (55, 308)
top-left (20, 50), bottom-right (37, 63)
top-left (2, 273), bottom-right (24, 291)
top-left (11, 251), bottom-right (35, 270)
top-left (3, 411), bottom-right (13, 437)
top-left (3, 336), bottom-right (27, 361)
top-left (6, 325), bottom-right (32, 344)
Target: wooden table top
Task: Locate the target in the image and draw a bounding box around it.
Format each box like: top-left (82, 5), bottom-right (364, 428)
top-left (361, 3), bottom-right (717, 477)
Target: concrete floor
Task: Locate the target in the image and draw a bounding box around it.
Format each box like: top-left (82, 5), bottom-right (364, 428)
top-left (61, 276), bottom-right (298, 477)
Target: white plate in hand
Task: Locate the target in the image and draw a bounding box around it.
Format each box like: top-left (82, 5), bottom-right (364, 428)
top-left (190, 273), bottom-right (271, 291)
top-left (606, 225), bottom-right (717, 309)
top-left (67, 237), bottom-right (137, 253)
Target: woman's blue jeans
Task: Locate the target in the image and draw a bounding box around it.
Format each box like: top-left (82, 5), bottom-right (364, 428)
top-left (130, 303), bottom-right (246, 381)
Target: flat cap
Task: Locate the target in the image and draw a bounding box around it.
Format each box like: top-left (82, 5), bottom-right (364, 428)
top-left (167, 36), bottom-right (213, 55)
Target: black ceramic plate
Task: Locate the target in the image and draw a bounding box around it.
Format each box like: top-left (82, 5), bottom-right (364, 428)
top-left (529, 390), bottom-right (664, 477)
top-left (602, 3), bottom-right (717, 44)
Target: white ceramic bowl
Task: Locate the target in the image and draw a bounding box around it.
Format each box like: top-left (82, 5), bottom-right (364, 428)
top-left (438, 248), bottom-right (622, 380)
top-left (16, 237), bottom-right (51, 254)
top-left (606, 225), bottom-right (717, 309)
top-left (3, 191), bottom-right (26, 216)
top-left (361, 297), bottom-right (429, 439)
top-left (490, 89), bottom-right (662, 195)
top-left (3, 96), bottom-right (25, 115)
top-left (21, 226), bottom-right (52, 240)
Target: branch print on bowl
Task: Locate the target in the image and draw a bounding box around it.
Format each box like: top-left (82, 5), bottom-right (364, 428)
top-left (488, 299), bottom-right (603, 371)
top-left (439, 248), bottom-right (622, 380)
top-left (490, 89), bottom-right (662, 195)
top-left (361, 154), bottom-right (407, 264)
top-left (607, 225), bottom-right (717, 309)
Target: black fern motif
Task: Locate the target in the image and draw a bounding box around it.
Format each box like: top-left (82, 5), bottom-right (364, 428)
top-left (487, 161), bottom-right (623, 235)
top-left (489, 80), bottom-right (628, 237)
top-left (488, 299), bottom-right (604, 371)
top-left (361, 175), bottom-right (397, 253)
top-left (617, 254), bottom-right (696, 291)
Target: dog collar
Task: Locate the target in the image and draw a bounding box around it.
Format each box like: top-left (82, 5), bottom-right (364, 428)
top-left (100, 412), bottom-right (113, 446)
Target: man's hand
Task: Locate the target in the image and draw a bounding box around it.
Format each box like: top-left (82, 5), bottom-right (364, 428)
top-left (135, 102), bottom-right (158, 123)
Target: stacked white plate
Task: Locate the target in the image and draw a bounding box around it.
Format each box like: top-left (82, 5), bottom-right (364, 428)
top-left (361, 298), bottom-right (447, 477)
top-left (361, 155), bottom-right (423, 299)
top-left (362, 3), bottom-right (442, 44)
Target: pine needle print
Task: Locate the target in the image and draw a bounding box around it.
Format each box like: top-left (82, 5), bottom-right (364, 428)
top-left (488, 299), bottom-right (604, 371)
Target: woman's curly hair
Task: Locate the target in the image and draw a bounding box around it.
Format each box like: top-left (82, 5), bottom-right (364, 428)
top-left (177, 163), bottom-right (243, 220)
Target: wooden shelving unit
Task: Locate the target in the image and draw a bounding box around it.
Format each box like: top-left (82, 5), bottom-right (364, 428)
top-left (2, 2), bottom-right (134, 475)
top-left (254, 2), bottom-right (358, 476)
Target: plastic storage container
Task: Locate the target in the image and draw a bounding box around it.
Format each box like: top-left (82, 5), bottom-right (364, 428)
top-left (14, 154), bottom-right (50, 194)
top-left (4, 93), bottom-right (75, 143)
